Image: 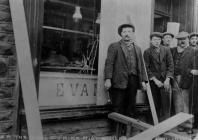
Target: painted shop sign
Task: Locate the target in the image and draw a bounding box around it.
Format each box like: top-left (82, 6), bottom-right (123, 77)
top-left (39, 72), bottom-right (97, 106)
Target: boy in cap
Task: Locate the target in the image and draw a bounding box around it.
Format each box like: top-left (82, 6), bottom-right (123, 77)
top-left (171, 31), bottom-right (193, 133)
top-left (143, 32), bottom-right (174, 121)
top-left (104, 23), bottom-right (147, 118)
top-left (162, 32), bottom-right (174, 48)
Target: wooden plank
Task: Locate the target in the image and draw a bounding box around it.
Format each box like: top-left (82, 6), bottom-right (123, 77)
top-left (130, 113), bottom-right (193, 140)
top-left (142, 52), bottom-right (158, 124)
top-left (145, 77), bottom-right (158, 125)
top-left (108, 112), bottom-right (152, 127)
top-left (9, 0), bottom-right (43, 140)
top-left (108, 112), bottom-right (191, 140)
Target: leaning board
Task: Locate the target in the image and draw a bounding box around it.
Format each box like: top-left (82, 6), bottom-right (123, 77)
top-left (9, 0), bottom-right (43, 140)
top-left (130, 112), bottom-right (193, 140)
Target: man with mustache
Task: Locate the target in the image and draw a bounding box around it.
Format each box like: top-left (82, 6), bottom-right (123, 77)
top-left (104, 23), bottom-right (147, 118)
top-left (171, 32), bottom-right (193, 133)
top-left (143, 32), bottom-right (174, 121)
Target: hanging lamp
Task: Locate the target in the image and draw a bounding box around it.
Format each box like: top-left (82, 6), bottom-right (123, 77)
top-left (95, 12), bottom-right (100, 24)
top-left (73, 6), bottom-right (82, 22)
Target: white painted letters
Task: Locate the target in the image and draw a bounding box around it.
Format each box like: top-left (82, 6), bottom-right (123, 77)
top-left (70, 83), bottom-right (79, 96)
top-left (57, 83), bottom-right (64, 97)
top-left (39, 73), bottom-right (97, 106)
top-left (81, 83), bottom-right (88, 96)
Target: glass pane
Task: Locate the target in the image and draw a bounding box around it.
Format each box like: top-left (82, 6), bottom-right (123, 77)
top-left (41, 0), bottom-right (101, 75)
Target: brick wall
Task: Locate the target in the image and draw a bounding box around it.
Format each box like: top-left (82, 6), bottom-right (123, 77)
top-left (0, 0), bottom-right (19, 137)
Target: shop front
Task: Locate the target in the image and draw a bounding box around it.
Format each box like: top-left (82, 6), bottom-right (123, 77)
top-left (22, 0), bottom-right (196, 112)
top-left (19, 0), bottom-right (197, 137)
top-left (38, 0), bottom-right (153, 108)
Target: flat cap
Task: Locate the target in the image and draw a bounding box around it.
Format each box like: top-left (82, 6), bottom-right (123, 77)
top-left (189, 32), bottom-right (198, 39)
top-left (118, 23), bottom-right (135, 36)
top-left (150, 32), bottom-right (162, 39)
top-left (162, 32), bottom-right (174, 38)
top-left (175, 31), bottom-right (189, 39)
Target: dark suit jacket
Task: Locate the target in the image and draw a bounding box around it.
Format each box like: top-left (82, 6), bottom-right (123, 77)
top-left (187, 47), bottom-right (198, 112)
top-left (104, 40), bottom-right (147, 89)
top-left (143, 45), bottom-right (174, 81)
top-left (172, 46), bottom-right (194, 89)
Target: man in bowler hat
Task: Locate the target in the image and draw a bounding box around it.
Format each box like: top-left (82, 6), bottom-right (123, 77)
top-left (104, 23), bottom-right (147, 117)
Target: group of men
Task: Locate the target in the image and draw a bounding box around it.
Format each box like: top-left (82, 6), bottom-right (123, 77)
top-left (104, 23), bottom-right (198, 134)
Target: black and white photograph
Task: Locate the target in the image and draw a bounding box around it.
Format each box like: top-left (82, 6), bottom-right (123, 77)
top-left (0, 0), bottom-right (198, 140)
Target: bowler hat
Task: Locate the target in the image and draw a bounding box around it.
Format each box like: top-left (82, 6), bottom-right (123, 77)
top-left (189, 32), bottom-right (198, 39)
top-left (118, 23), bottom-right (135, 36)
top-left (150, 32), bottom-right (162, 39)
top-left (175, 31), bottom-right (189, 39)
top-left (162, 32), bottom-right (174, 38)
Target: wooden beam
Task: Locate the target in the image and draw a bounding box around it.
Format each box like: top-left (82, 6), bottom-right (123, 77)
top-left (108, 112), bottom-right (191, 140)
top-left (145, 83), bottom-right (159, 125)
top-left (9, 0), bottom-right (43, 140)
top-left (142, 54), bottom-right (158, 125)
top-left (130, 113), bottom-right (193, 140)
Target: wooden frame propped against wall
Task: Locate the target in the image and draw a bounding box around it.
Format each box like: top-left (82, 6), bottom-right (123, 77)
top-left (9, 0), bottom-right (43, 140)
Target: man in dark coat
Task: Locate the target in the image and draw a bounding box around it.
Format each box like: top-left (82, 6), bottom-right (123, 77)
top-left (143, 32), bottom-right (174, 120)
top-left (161, 32), bottom-right (174, 119)
top-left (104, 23), bottom-right (147, 117)
top-left (171, 32), bottom-right (193, 133)
top-left (188, 32), bottom-right (198, 129)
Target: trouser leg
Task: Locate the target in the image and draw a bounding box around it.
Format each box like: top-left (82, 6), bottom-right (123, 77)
top-left (191, 77), bottom-right (198, 128)
top-left (109, 88), bottom-right (126, 135)
top-left (110, 88), bottom-right (126, 114)
top-left (182, 89), bottom-right (192, 128)
top-left (160, 87), bottom-right (172, 120)
top-left (172, 78), bottom-right (191, 128)
top-left (193, 113), bottom-right (198, 128)
top-left (182, 89), bottom-right (190, 114)
top-left (172, 82), bottom-right (184, 114)
top-left (125, 75), bottom-right (139, 118)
